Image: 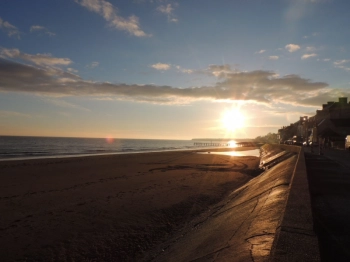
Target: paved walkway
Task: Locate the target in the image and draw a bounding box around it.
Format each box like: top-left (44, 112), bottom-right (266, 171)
top-left (304, 146), bottom-right (350, 261)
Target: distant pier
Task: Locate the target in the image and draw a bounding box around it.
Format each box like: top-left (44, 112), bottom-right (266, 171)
top-left (193, 142), bottom-right (230, 146)
top-left (193, 141), bottom-right (259, 147)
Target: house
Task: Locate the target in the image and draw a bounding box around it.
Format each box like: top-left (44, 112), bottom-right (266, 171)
top-left (314, 97), bottom-right (350, 146)
top-left (278, 97), bottom-right (350, 147)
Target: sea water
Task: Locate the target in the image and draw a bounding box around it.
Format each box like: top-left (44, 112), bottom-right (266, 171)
top-left (0, 136), bottom-right (261, 161)
top-left (0, 136), bottom-right (244, 160)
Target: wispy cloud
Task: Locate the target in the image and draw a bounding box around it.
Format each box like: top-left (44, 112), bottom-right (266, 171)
top-left (303, 32), bottom-right (319, 39)
top-left (151, 63), bottom-right (171, 70)
top-left (175, 65), bottom-right (193, 74)
top-left (301, 53), bottom-right (317, 60)
top-left (75, 0), bottom-right (150, 37)
top-left (0, 110), bottom-right (31, 118)
top-left (86, 61), bottom-right (99, 69)
top-left (0, 17), bottom-right (21, 39)
top-left (333, 59), bottom-right (350, 66)
top-left (1, 57), bottom-right (340, 109)
top-left (285, 44), bottom-right (300, 52)
top-left (30, 25), bottom-right (56, 36)
top-left (269, 56), bottom-right (279, 60)
top-left (333, 59), bottom-right (350, 71)
top-left (157, 3), bottom-right (178, 22)
top-left (318, 58), bottom-right (331, 62)
top-left (255, 50), bottom-right (266, 54)
top-left (151, 63), bottom-right (193, 73)
top-left (204, 64), bottom-right (233, 78)
top-left (67, 68), bottom-right (79, 73)
top-left (305, 46), bottom-right (316, 52)
top-left (44, 98), bottom-right (91, 111)
top-left (1, 48), bottom-right (72, 66)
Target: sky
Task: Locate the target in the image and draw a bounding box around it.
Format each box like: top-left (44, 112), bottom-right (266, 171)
top-left (1, 0), bottom-right (350, 140)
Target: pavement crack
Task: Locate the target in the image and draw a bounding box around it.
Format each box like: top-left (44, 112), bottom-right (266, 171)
top-left (212, 183), bottom-right (289, 218)
top-left (245, 232), bottom-right (275, 242)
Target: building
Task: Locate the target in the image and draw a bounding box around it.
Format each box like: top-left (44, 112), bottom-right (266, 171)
top-left (314, 97), bottom-right (350, 139)
top-left (278, 97), bottom-right (350, 147)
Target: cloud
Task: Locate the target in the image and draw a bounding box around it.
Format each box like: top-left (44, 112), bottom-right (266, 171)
top-left (0, 17), bottom-right (21, 39)
top-left (30, 25), bottom-right (56, 36)
top-left (175, 65), bottom-right (193, 74)
top-left (75, 0), bottom-right (150, 37)
top-left (1, 48), bottom-right (72, 66)
top-left (157, 4), bottom-right (173, 14)
top-left (205, 64), bottom-right (233, 78)
top-left (67, 68), bottom-right (79, 73)
top-left (44, 98), bottom-right (90, 111)
top-left (256, 50), bottom-right (266, 54)
top-left (86, 61), bottom-right (99, 68)
top-left (269, 56), bottom-right (279, 60)
top-left (0, 110), bottom-right (31, 118)
top-left (151, 63), bottom-right (171, 70)
top-left (1, 57), bottom-right (341, 109)
top-left (305, 46), bottom-right (316, 52)
top-left (301, 53), bottom-right (317, 60)
top-left (303, 32), bottom-right (319, 39)
top-left (285, 44), bottom-right (301, 52)
top-left (333, 59), bottom-right (350, 66)
top-left (157, 3), bottom-right (178, 22)
top-left (150, 63), bottom-right (194, 74)
top-left (151, 63), bottom-right (193, 73)
top-left (333, 59), bottom-right (350, 71)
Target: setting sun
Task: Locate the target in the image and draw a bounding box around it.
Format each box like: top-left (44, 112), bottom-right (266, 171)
top-left (221, 108), bottom-right (245, 132)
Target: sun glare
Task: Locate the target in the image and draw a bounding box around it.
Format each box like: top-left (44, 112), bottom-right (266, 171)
top-left (228, 140), bottom-right (237, 147)
top-left (221, 108), bottom-right (245, 132)
top-left (105, 136), bottom-right (114, 144)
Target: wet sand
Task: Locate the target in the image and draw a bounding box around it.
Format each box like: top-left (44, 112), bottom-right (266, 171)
top-left (0, 148), bottom-right (260, 261)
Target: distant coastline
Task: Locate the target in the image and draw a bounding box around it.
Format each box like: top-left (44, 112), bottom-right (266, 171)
top-left (192, 138), bottom-right (254, 142)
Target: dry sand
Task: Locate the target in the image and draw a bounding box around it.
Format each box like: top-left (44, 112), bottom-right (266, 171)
top-left (0, 148), bottom-right (260, 261)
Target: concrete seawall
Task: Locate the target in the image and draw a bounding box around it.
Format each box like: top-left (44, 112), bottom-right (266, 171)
top-left (153, 144), bottom-right (319, 261)
top-left (268, 145), bottom-right (320, 261)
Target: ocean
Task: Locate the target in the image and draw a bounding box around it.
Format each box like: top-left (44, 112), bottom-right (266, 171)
top-left (0, 136), bottom-right (241, 161)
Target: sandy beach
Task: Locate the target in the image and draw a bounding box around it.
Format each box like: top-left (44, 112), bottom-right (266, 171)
top-left (0, 148), bottom-right (260, 261)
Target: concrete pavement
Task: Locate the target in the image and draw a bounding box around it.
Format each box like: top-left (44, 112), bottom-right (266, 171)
top-left (303, 146), bottom-right (350, 261)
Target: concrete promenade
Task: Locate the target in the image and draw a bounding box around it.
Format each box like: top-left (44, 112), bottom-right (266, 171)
top-left (303, 146), bottom-right (350, 261)
top-left (269, 145), bottom-right (320, 261)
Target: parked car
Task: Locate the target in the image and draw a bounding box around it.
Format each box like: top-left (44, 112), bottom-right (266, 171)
top-left (292, 136), bottom-right (303, 146)
top-left (345, 135), bottom-right (350, 151)
top-left (284, 139), bottom-right (293, 145)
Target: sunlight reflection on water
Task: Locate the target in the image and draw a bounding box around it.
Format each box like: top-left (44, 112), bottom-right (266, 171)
top-left (199, 149), bottom-right (260, 157)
